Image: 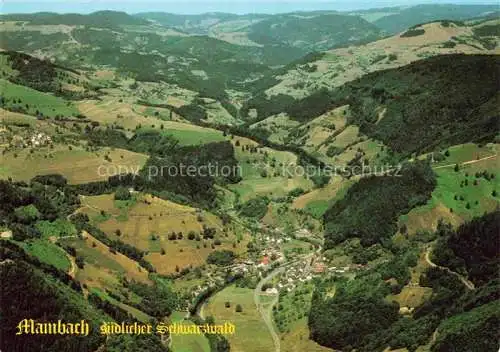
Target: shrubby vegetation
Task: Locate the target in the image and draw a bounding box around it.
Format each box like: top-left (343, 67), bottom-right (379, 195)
top-left (124, 280), bottom-right (179, 318)
top-left (433, 211), bottom-right (499, 286)
top-left (309, 271), bottom-right (400, 351)
top-left (0, 179), bottom-right (80, 241)
top-left (237, 196), bottom-right (270, 219)
top-left (400, 28), bottom-right (425, 37)
top-left (206, 250), bottom-right (236, 266)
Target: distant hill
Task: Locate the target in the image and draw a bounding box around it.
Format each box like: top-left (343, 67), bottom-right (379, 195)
top-left (135, 12), bottom-right (268, 34)
top-left (136, 11), bottom-right (383, 52)
top-left (372, 4), bottom-right (499, 34)
top-left (246, 13), bottom-right (382, 52)
top-left (0, 10), bottom-right (148, 29)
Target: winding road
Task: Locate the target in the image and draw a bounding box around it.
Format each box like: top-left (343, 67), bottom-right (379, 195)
top-left (254, 265), bottom-right (286, 352)
top-left (424, 246), bottom-right (475, 290)
top-left (253, 250), bottom-right (318, 352)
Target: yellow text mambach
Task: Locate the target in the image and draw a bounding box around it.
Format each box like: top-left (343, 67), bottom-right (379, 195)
top-left (16, 319), bottom-right (89, 336)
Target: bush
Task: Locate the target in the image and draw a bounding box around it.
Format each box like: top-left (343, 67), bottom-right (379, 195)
top-left (206, 250), bottom-right (236, 266)
top-left (75, 255), bottom-right (85, 269)
top-left (114, 186), bottom-right (131, 201)
top-left (442, 41), bottom-right (457, 48)
top-left (238, 196), bottom-right (270, 219)
top-left (400, 28), bottom-right (425, 38)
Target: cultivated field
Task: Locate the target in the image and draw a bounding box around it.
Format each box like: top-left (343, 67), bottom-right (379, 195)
top-left (204, 285), bottom-right (275, 352)
top-left (229, 136), bottom-right (314, 202)
top-left (81, 193), bottom-right (249, 274)
top-left (61, 231), bottom-right (150, 290)
top-left (0, 145), bottom-right (148, 184)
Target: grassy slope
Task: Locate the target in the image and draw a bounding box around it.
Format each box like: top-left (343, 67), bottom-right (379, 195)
top-left (0, 145), bottom-right (148, 184)
top-left (80, 193), bottom-right (249, 274)
top-left (401, 147), bottom-right (499, 234)
top-left (20, 239), bottom-right (70, 271)
top-left (0, 79), bottom-right (78, 117)
top-left (204, 285), bottom-right (275, 352)
top-left (170, 311), bottom-right (211, 352)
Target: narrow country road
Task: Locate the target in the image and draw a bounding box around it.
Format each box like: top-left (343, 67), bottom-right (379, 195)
top-left (67, 254), bottom-right (77, 278)
top-left (254, 265), bottom-right (287, 352)
top-left (424, 246), bottom-right (475, 290)
top-left (254, 251), bottom-right (317, 352)
top-left (432, 153), bottom-right (497, 170)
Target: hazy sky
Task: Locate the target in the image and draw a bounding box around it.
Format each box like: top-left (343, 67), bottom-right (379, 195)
top-left (1, 0), bottom-right (498, 14)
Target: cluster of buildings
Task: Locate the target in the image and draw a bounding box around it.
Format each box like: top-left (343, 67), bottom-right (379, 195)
top-left (29, 132), bottom-right (52, 147)
top-left (1, 130), bottom-right (52, 149)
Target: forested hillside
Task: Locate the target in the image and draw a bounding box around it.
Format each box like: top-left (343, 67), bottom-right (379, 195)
top-left (323, 161), bottom-right (436, 248)
top-left (246, 13), bottom-right (382, 51)
top-left (344, 54), bottom-right (500, 155)
top-left (310, 212), bottom-right (500, 352)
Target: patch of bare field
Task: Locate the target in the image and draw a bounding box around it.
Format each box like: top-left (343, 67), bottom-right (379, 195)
top-left (292, 176), bottom-right (348, 209)
top-left (77, 98), bottom-right (187, 130)
top-left (324, 125), bottom-right (359, 149)
top-left (93, 70), bottom-right (116, 80)
top-left (323, 138), bottom-right (385, 166)
top-left (61, 83), bottom-right (85, 92)
top-left (80, 194), bottom-right (120, 215)
top-left (250, 113), bottom-right (301, 144)
top-left (404, 202), bottom-right (463, 235)
top-left (301, 127), bottom-right (334, 153)
top-left (75, 262), bottom-right (121, 291)
top-left (389, 286), bottom-right (433, 309)
top-left (167, 96), bottom-right (189, 108)
top-left (204, 100), bottom-right (241, 125)
top-left (232, 135), bottom-right (299, 164)
top-left (82, 231), bottom-right (150, 282)
top-left (304, 105), bottom-right (348, 131)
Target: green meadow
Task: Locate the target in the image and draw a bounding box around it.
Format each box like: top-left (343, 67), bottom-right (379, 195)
top-left (170, 311), bottom-right (211, 352)
top-left (0, 79), bottom-right (78, 117)
top-left (21, 239), bottom-right (71, 271)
